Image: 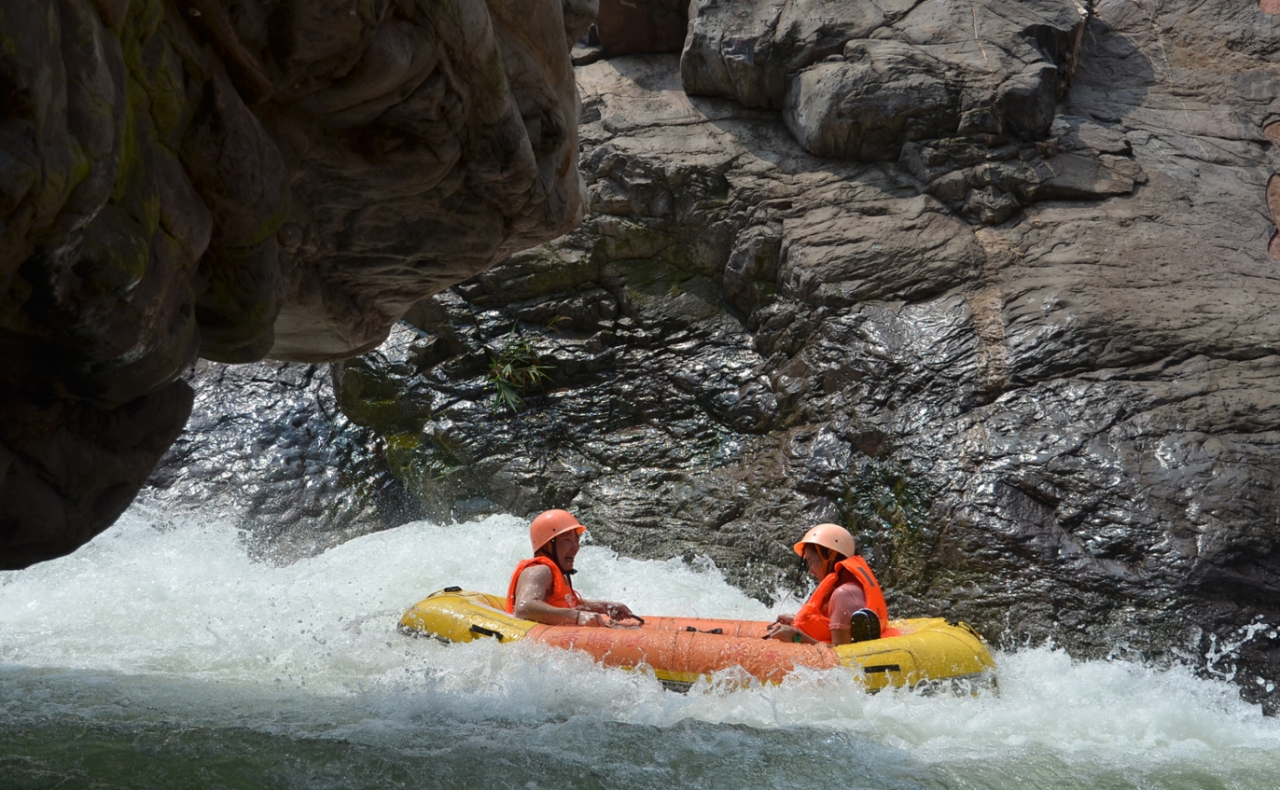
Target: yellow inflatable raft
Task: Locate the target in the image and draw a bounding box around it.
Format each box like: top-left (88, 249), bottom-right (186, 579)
top-left (399, 588), bottom-right (997, 693)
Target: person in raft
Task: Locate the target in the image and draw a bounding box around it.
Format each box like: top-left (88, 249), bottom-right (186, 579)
top-left (763, 523), bottom-right (894, 646)
top-left (505, 509), bottom-right (639, 627)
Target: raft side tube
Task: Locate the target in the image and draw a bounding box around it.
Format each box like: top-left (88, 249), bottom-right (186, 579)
top-left (844, 619), bottom-right (997, 694)
top-left (834, 646), bottom-right (919, 691)
top-left (638, 617), bottom-right (769, 638)
top-left (529, 624), bottom-right (840, 684)
top-left (398, 589), bottom-right (536, 644)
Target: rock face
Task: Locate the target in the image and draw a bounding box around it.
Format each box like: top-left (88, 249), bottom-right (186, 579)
top-left (0, 0), bottom-right (588, 568)
top-left (146, 358), bottom-right (423, 560)
top-left (338, 0), bottom-right (1280, 712)
top-left (683, 0), bottom-right (1147, 226)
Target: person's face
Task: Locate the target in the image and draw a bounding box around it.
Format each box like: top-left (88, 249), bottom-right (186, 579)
top-left (802, 544), bottom-right (825, 579)
top-left (553, 530), bottom-right (581, 571)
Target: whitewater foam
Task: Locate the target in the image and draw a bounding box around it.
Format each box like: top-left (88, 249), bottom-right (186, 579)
top-left (3, 502), bottom-right (1276, 782)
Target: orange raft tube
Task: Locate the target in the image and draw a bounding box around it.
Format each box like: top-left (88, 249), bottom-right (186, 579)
top-left (399, 589), bottom-right (997, 693)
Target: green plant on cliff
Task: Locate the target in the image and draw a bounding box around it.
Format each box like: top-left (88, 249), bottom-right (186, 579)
top-left (487, 324), bottom-right (553, 413)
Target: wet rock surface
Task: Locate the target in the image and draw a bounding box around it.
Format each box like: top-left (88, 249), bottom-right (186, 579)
top-left (0, 0), bottom-right (586, 566)
top-left (145, 359), bottom-right (422, 561)
top-left (338, 1), bottom-right (1280, 712)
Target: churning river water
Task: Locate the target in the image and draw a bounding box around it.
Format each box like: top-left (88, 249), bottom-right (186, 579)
top-left (2, 502), bottom-right (1278, 789)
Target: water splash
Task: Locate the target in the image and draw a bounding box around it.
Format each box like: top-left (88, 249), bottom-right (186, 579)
top-left (1201, 617), bottom-right (1278, 685)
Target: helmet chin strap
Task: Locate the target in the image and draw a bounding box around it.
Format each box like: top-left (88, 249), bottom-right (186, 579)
top-left (817, 546), bottom-right (838, 577)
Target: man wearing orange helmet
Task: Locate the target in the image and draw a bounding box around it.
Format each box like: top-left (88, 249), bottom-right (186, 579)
top-left (505, 509), bottom-right (638, 627)
top-left (764, 523), bottom-right (894, 645)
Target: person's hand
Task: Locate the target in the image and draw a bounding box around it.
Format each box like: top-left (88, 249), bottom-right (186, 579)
top-left (604, 602), bottom-right (636, 621)
top-left (575, 611), bottom-right (608, 627)
top-left (763, 622), bottom-right (799, 642)
top-left (774, 613), bottom-right (794, 626)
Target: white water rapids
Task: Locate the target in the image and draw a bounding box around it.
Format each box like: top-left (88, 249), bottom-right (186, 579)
top-left (2, 501), bottom-right (1277, 789)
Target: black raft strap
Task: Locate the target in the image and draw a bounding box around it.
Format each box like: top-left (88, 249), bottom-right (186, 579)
top-left (469, 624), bottom-right (504, 642)
top-left (863, 664), bottom-right (901, 674)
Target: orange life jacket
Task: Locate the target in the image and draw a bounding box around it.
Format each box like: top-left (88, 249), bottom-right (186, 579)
top-left (792, 555), bottom-right (894, 643)
top-left (505, 556), bottom-right (582, 614)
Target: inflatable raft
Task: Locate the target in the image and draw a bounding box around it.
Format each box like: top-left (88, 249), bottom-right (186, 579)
top-left (399, 588), bottom-right (997, 693)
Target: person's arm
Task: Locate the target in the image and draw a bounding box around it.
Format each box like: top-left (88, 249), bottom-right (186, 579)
top-left (763, 619), bottom-right (822, 644)
top-left (827, 582), bottom-right (868, 646)
top-left (511, 565), bottom-right (607, 626)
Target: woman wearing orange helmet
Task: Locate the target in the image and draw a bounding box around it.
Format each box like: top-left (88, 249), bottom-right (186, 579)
top-left (505, 509), bottom-right (639, 627)
top-left (764, 523), bottom-right (894, 645)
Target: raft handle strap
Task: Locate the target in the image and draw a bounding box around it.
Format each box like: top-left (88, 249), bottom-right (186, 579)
top-left (469, 624), bottom-right (505, 642)
top-left (443, 586), bottom-right (462, 592)
top-left (682, 626), bottom-right (724, 635)
top-left (863, 664), bottom-right (901, 674)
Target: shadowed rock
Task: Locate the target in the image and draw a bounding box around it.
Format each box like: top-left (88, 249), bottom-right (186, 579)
top-left (595, 0), bottom-right (687, 57)
top-left (0, 0), bottom-right (589, 568)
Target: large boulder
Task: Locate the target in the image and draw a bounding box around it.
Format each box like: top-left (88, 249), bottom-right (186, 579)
top-left (682, 0), bottom-right (1086, 153)
top-left (0, 0), bottom-right (589, 568)
top-left (682, 0), bottom-right (1098, 224)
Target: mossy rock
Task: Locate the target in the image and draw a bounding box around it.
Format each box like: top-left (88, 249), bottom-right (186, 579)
top-left (838, 458), bottom-right (937, 589)
top-left (337, 365), bottom-right (426, 434)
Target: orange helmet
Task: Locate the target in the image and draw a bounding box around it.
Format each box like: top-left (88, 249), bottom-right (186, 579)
top-left (793, 523), bottom-right (855, 559)
top-left (529, 509), bottom-right (586, 553)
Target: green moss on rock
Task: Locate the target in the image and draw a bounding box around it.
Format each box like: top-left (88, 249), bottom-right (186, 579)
top-left (337, 363), bottom-right (429, 435)
top-left (838, 459), bottom-right (937, 589)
